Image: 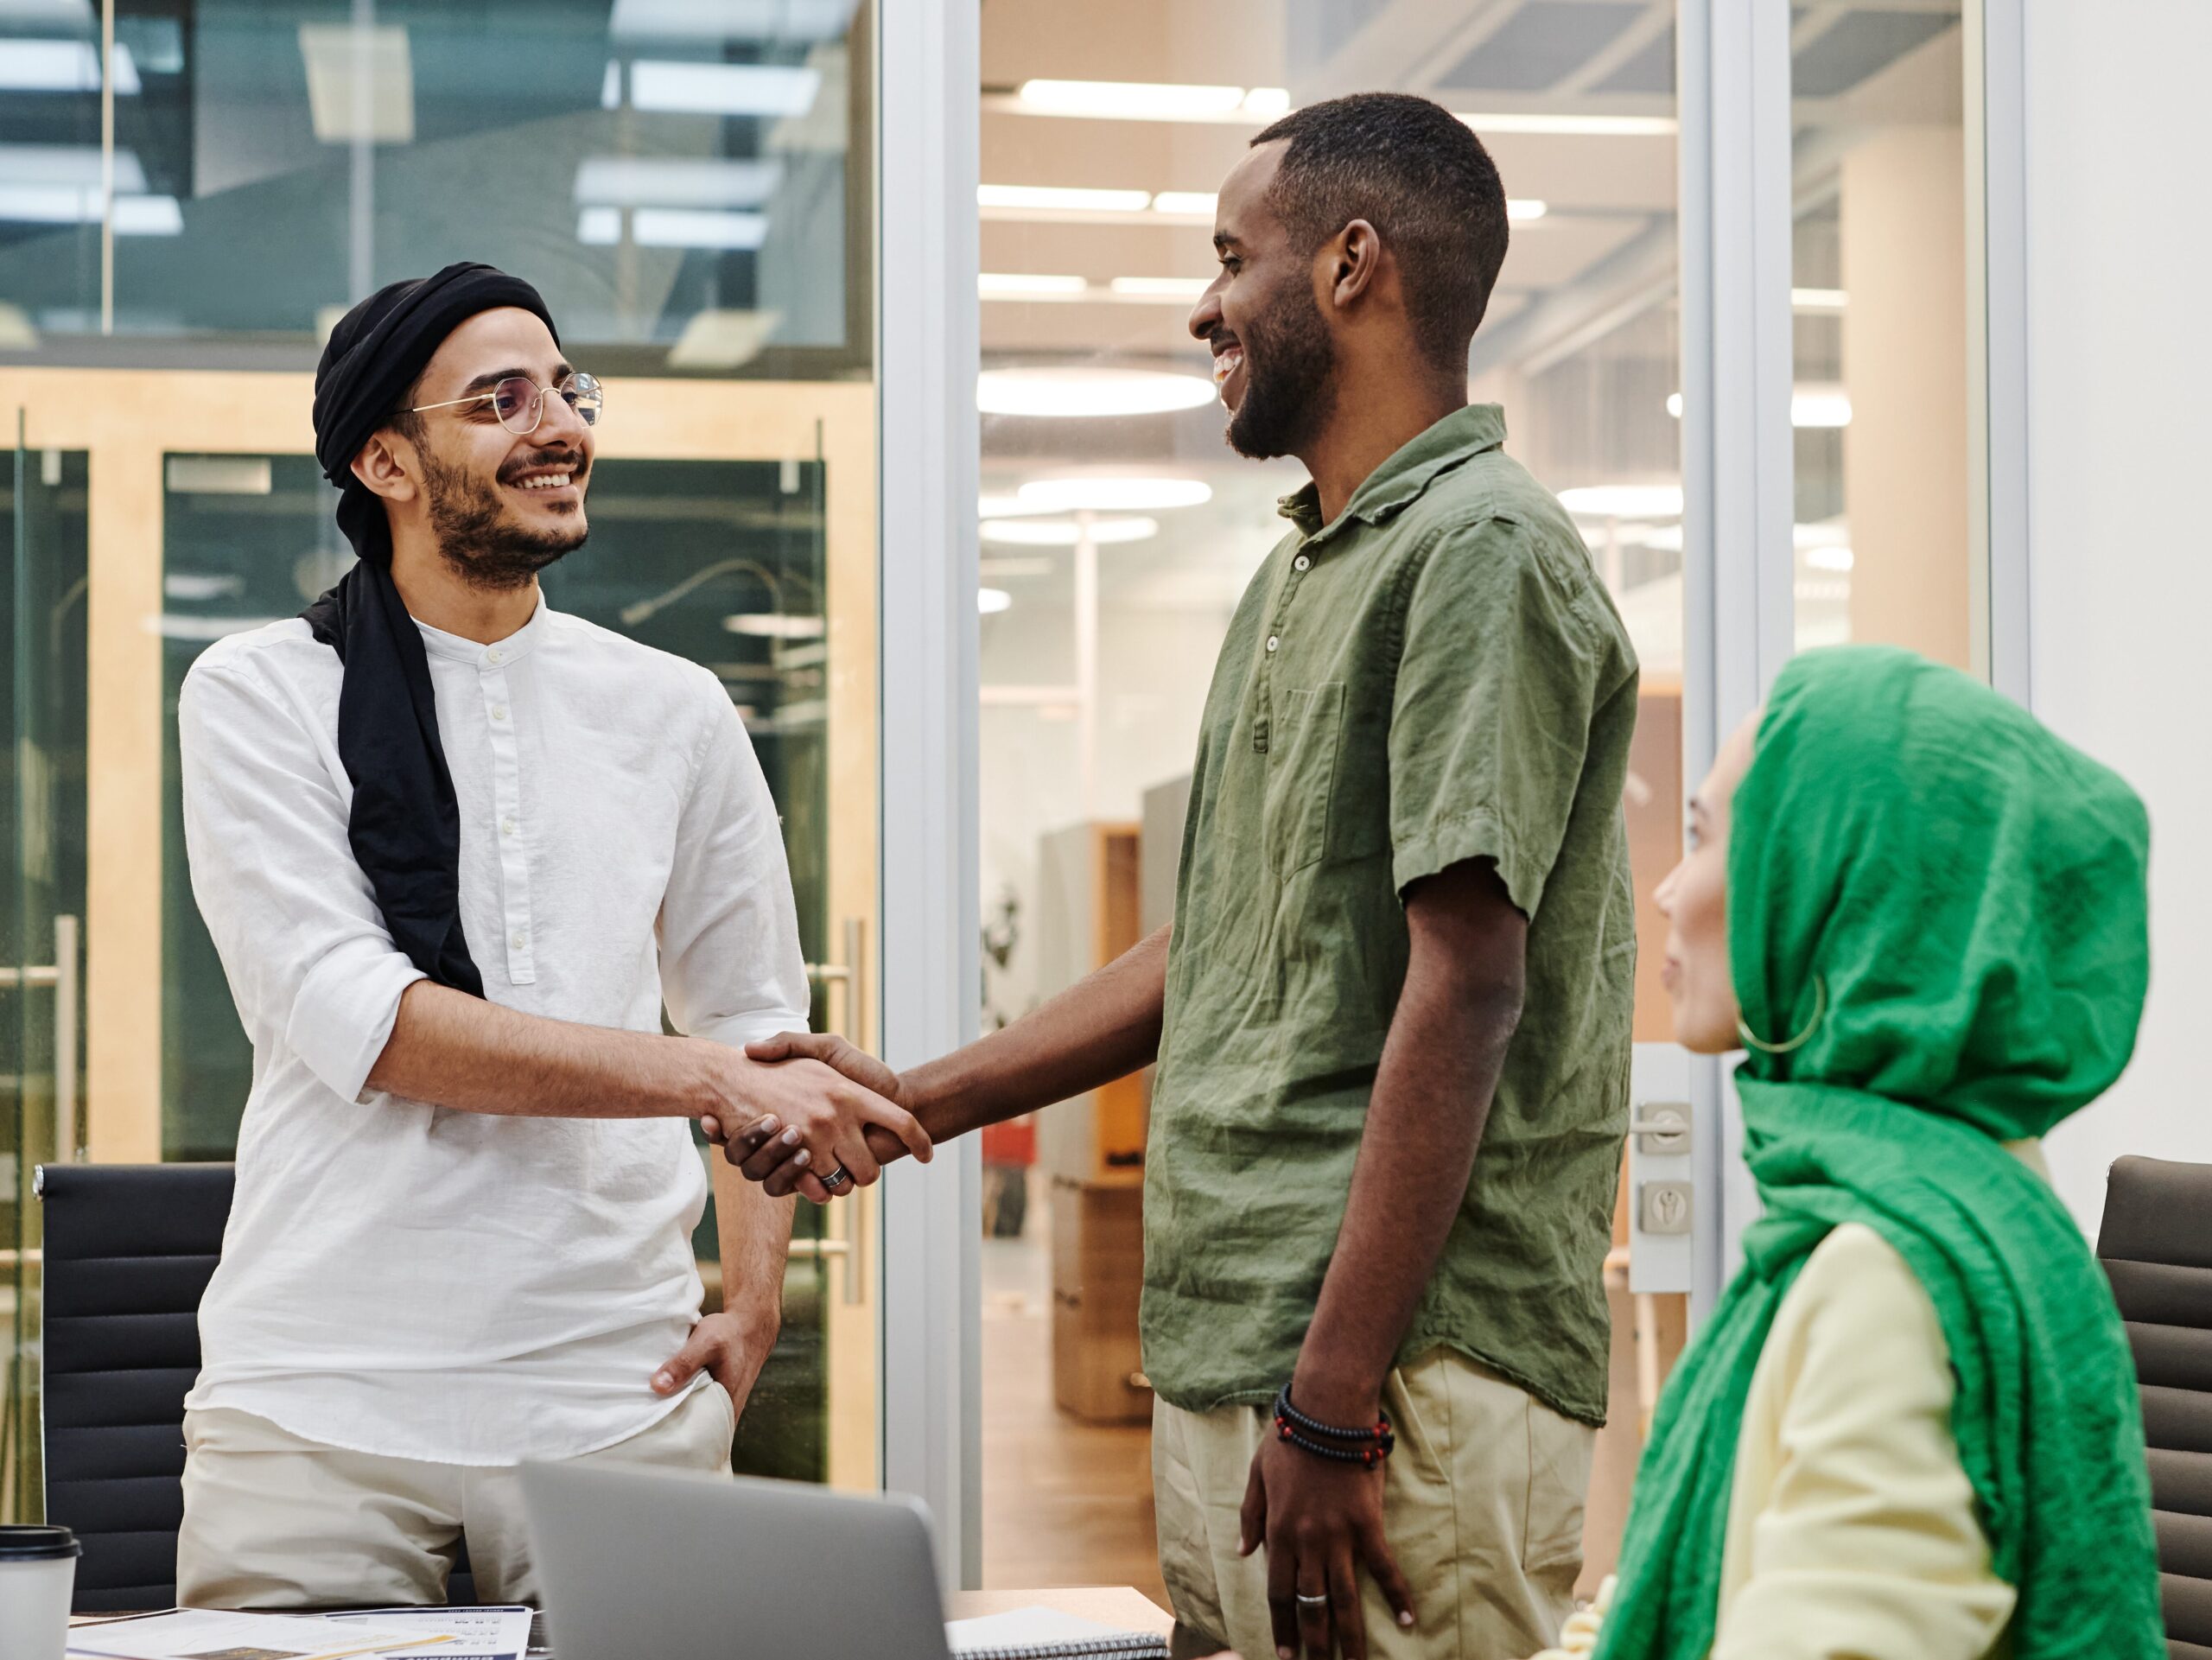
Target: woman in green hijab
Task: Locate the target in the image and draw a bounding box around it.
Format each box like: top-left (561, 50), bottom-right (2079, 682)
top-left (1560, 646), bottom-right (2164, 1660)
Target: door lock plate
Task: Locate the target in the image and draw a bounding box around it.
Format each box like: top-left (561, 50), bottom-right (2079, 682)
top-left (1638, 1180), bottom-right (1694, 1237)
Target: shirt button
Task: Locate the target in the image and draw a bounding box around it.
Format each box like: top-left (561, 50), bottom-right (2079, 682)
top-left (501, 817), bottom-right (517, 836)
top-left (511, 930), bottom-right (528, 951)
top-left (1266, 636), bottom-right (1280, 653)
top-left (491, 704), bottom-right (508, 722)
top-left (487, 648), bottom-right (504, 665)
top-left (1294, 555), bottom-right (1311, 572)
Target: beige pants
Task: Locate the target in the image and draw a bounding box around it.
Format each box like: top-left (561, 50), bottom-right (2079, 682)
top-left (176, 1384), bottom-right (735, 1608)
top-left (1154, 1350), bottom-right (1593, 1660)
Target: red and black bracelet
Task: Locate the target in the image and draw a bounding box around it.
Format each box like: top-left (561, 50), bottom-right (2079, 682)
top-left (1273, 1383), bottom-right (1395, 1467)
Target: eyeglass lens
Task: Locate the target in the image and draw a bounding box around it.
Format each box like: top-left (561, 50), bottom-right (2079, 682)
top-left (491, 374), bottom-right (603, 434)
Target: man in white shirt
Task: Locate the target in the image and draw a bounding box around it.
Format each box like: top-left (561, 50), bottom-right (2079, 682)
top-left (174, 264), bottom-right (924, 1608)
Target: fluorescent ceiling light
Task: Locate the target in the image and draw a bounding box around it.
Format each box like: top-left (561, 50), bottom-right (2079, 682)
top-left (1016, 477), bottom-right (1212, 512)
top-left (632, 207), bottom-right (767, 250)
top-left (1148, 190), bottom-right (1216, 218)
top-left (600, 60), bottom-right (622, 110)
top-left (1791, 287), bottom-right (1847, 312)
top-left (0, 184), bottom-right (179, 232)
top-left (978, 182), bottom-right (1152, 213)
top-left (575, 156), bottom-right (783, 208)
top-left (982, 515), bottom-right (1160, 546)
top-left (165, 457), bottom-right (270, 495)
top-left (1664, 387), bottom-right (1853, 428)
top-left (1454, 111), bottom-right (1677, 137)
top-left (630, 60), bottom-right (820, 117)
top-left (298, 24), bottom-right (415, 143)
top-left (0, 144), bottom-right (147, 190)
top-left (577, 206), bottom-right (621, 245)
top-left (1803, 544), bottom-right (1854, 572)
top-left (609, 0), bottom-right (860, 43)
top-left (979, 271), bottom-right (1088, 299)
top-left (0, 38), bottom-right (140, 93)
top-left (1110, 275), bottom-right (1208, 298)
top-left (978, 366), bottom-right (1214, 417)
top-left (724, 613), bottom-right (825, 639)
top-left (1560, 484), bottom-right (1683, 519)
top-left (1018, 79), bottom-right (1247, 120)
top-left (1507, 198), bottom-right (1547, 222)
top-left (978, 588), bottom-right (1014, 615)
top-left (995, 80), bottom-right (1293, 124)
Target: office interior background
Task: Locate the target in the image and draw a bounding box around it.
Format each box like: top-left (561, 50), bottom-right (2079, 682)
top-left (1, 0), bottom-right (2208, 1597)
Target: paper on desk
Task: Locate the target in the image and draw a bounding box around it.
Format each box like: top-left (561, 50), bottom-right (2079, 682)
top-left (327, 1606), bottom-right (532, 1660)
top-left (67, 1606), bottom-right (429, 1660)
top-left (945, 1605), bottom-right (1160, 1653)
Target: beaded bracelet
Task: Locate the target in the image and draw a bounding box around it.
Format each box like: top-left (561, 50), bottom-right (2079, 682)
top-left (1273, 1383), bottom-right (1395, 1466)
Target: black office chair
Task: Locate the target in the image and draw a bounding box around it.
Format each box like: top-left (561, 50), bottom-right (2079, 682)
top-left (37, 1162), bottom-right (477, 1611)
top-left (2096, 1155), bottom-right (2212, 1660)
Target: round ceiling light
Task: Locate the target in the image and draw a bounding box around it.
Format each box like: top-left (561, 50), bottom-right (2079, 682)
top-left (977, 366), bottom-right (1216, 418)
top-left (981, 515), bottom-right (1160, 546)
top-left (978, 588), bottom-right (1014, 614)
top-left (1014, 477), bottom-right (1212, 512)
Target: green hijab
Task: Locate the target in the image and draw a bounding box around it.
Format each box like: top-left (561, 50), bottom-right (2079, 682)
top-left (1594, 646), bottom-right (2163, 1660)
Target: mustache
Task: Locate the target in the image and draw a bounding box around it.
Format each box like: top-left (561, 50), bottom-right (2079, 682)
top-left (497, 447), bottom-right (588, 485)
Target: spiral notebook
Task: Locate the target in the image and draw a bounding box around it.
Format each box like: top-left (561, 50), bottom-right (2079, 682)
top-left (944, 1606), bottom-right (1173, 1659)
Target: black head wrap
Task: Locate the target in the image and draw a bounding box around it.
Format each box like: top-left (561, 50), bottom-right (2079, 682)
top-left (302, 261), bottom-right (560, 999)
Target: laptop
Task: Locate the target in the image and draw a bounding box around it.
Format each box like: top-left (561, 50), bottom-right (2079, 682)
top-left (521, 1461), bottom-right (954, 1660)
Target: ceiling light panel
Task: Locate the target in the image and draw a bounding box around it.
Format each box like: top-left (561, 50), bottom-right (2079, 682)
top-left (298, 24), bottom-right (414, 143)
top-left (977, 366), bottom-right (1213, 417)
top-left (978, 272), bottom-right (1089, 299)
top-left (629, 60), bottom-right (820, 117)
top-left (0, 38), bottom-right (139, 93)
top-left (574, 156), bottom-right (784, 208)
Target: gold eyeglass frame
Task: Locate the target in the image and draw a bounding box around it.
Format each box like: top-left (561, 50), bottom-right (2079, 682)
top-left (410, 371), bottom-right (604, 435)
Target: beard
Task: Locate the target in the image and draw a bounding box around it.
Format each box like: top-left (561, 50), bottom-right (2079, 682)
top-left (1225, 279), bottom-right (1338, 461)
top-left (419, 442), bottom-right (588, 591)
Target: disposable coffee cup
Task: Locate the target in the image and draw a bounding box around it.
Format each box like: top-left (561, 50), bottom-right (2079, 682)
top-left (0, 1524), bottom-right (79, 1660)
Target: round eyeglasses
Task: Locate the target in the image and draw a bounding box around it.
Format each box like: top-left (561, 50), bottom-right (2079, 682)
top-left (410, 371), bottom-right (604, 436)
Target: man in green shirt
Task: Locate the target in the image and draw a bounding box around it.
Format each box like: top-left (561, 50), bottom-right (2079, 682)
top-left (721, 92), bottom-right (1638, 1660)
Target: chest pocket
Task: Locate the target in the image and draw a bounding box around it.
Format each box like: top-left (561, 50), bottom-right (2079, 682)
top-left (1264, 682), bottom-right (1345, 878)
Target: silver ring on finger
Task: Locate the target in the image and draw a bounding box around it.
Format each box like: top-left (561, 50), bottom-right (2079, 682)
top-left (1295, 1593), bottom-right (1329, 1608)
top-left (820, 1165), bottom-right (852, 1192)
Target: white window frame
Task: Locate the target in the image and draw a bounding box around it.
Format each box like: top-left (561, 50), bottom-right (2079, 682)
top-left (876, 0), bottom-right (984, 1589)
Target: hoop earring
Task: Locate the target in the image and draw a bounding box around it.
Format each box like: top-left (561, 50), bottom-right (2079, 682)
top-left (1738, 976), bottom-right (1827, 1056)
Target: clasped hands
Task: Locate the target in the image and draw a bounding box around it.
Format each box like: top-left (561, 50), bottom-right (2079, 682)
top-left (700, 1032), bottom-right (925, 1204)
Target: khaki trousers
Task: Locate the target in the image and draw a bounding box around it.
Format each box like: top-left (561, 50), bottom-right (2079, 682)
top-left (1153, 1350), bottom-right (1592, 1660)
top-left (176, 1384), bottom-right (734, 1608)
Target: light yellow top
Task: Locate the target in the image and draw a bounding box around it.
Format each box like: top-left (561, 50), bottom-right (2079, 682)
top-left (1710, 1218), bottom-right (2018, 1657)
top-left (1533, 1142), bottom-right (2047, 1660)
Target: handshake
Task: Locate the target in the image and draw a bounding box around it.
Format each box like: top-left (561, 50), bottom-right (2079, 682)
top-left (697, 1031), bottom-right (931, 1205)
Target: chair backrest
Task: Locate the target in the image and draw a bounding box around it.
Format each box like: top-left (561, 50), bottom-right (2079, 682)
top-left (36, 1162), bottom-right (233, 1612)
top-left (36, 1162), bottom-right (478, 1611)
top-left (2096, 1154), bottom-right (2212, 1659)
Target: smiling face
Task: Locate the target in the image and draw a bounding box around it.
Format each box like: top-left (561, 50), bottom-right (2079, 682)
top-left (1187, 141), bottom-right (1339, 461)
top-left (1654, 711), bottom-right (1759, 1054)
top-left (384, 307), bottom-right (594, 590)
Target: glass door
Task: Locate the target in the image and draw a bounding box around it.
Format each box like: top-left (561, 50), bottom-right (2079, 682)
top-left (0, 425), bottom-right (91, 1523)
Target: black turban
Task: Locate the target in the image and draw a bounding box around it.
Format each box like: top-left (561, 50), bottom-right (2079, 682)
top-left (301, 261), bottom-right (559, 1000)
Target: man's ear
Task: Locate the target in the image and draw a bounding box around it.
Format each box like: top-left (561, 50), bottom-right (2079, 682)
top-left (351, 429), bottom-right (420, 505)
top-left (1326, 218), bottom-right (1384, 311)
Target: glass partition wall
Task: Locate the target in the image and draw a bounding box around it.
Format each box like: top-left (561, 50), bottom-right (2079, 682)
top-left (0, 0), bottom-right (880, 1521)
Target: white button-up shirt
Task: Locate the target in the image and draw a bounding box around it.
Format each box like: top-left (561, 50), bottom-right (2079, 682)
top-left (177, 600), bottom-right (809, 1464)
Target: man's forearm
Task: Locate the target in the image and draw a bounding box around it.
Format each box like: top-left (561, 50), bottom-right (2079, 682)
top-left (714, 1156), bottom-right (794, 1331)
top-left (1290, 889), bottom-right (1524, 1425)
top-left (900, 924), bottom-right (1172, 1139)
top-left (366, 980), bottom-right (714, 1118)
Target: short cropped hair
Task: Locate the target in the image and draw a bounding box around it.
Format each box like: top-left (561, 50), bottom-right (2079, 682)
top-left (1253, 92), bottom-right (1510, 373)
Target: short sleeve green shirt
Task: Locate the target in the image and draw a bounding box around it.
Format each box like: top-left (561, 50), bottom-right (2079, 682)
top-left (1142, 404), bottom-right (1639, 1428)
